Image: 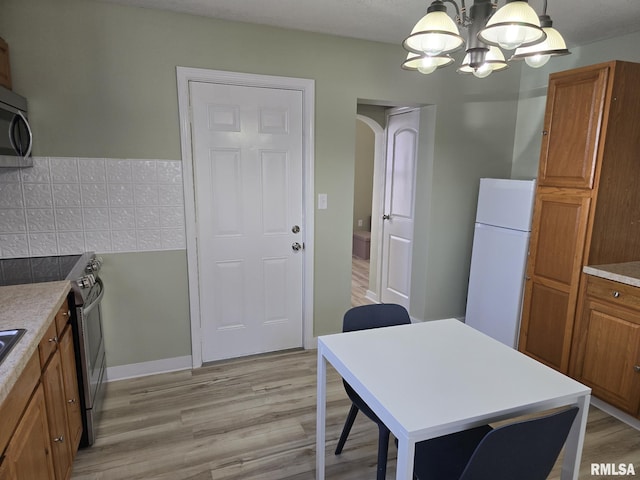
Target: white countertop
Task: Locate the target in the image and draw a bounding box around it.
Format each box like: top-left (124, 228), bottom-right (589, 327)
top-left (583, 261), bottom-right (640, 288)
top-left (0, 281), bottom-right (71, 406)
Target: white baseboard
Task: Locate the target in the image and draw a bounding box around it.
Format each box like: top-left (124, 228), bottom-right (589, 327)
top-left (105, 355), bottom-right (192, 382)
top-left (365, 290), bottom-right (379, 303)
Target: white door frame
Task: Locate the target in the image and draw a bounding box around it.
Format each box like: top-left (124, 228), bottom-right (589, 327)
top-left (176, 67), bottom-right (315, 368)
top-left (355, 114), bottom-right (385, 304)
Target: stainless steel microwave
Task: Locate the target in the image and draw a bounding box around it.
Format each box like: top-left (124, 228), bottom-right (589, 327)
top-left (0, 85), bottom-right (32, 167)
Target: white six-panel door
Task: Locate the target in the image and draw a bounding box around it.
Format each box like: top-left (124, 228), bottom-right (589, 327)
top-left (190, 81), bottom-right (304, 362)
top-left (380, 109), bottom-right (419, 308)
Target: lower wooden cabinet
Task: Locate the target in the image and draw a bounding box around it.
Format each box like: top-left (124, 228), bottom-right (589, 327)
top-left (518, 190), bottom-right (592, 373)
top-left (59, 329), bottom-right (83, 453)
top-left (570, 274), bottom-right (640, 416)
top-left (42, 346), bottom-right (73, 480)
top-left (0, 384), bottom-right (56, 480)
top-left (0, 295), bottom-right (82, 480)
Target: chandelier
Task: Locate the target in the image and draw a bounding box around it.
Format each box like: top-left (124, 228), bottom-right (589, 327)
top-left (402, 0), bottom-right (570, 78)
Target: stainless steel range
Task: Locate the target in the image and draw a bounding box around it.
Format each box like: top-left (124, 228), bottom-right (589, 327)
top-left (0, 252), bottom-right (106, 447)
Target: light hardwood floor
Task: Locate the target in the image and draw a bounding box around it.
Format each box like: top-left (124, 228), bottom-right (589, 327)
top-left (351, 256), bottom-right (374, 307)
top-left (72, 262), bottom-right (639, 479)
top-left (72, 347), bottom-right (639, 480)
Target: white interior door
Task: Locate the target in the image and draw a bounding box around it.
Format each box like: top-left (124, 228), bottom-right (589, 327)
top-left (190, 81), bottom-right (304, 362)
top-left (380, 109), bottom-right (419, 308)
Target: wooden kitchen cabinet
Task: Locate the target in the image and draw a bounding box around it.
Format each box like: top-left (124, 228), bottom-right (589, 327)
top-left (570, 275), bottom-right (640, 415)
top-left (59, 325), bottom-right (83, 453)
top-left (42, 346), bottom-right (73, 480)
top-left (519, 60), bottom-right (640, 372)
top-left (0, 384), bottom-right (56, 480)
top-left (0, 295), bottom-right (82, 480)
top-left (537, 65), bottom-right (608, 189)
top-left (519, 191), bottom-right (591, 371)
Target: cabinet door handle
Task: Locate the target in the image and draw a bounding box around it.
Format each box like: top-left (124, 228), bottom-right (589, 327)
top-left (634, 365), bottom-right (640, 373)
top-left (68, 398), bottom-right (77, 404)
top-left (53, 435), bottom-right (64, 443)
top-left (48, 336), bottom-right (59, 344)
top-left (612, 291), bottom-right (621, 298)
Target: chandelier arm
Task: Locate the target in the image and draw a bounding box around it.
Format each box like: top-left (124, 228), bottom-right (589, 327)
top-left (542, 0), bottom-right (548, 15)
top-left (441, 0), bottom-right (466, 25)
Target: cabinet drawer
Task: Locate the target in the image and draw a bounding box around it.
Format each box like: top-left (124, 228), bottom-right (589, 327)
top-left (38, 321), bottom-right (58, 368)
top-left (586, 275), bottom-right (640, 314)
top-left (54, 298), bottom-right (71, 336)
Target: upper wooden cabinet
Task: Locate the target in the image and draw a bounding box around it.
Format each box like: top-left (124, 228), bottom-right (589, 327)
top-left (519, 60), bottom-right (640, 372)
top-left (538, 64), bottom-right (608, 189)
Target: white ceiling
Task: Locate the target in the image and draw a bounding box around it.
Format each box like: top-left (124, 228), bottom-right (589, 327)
top-left (99, 0), bottom-right (640, 48)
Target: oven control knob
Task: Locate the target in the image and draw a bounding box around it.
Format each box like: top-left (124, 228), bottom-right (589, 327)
top-left (77, 275), bottom-right (93, 289)
top-left (86, 257), bottom-right (103, 274)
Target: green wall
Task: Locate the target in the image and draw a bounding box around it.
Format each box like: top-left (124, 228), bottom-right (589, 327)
top-left (512, 31), bottom-right (640, 179)
top-left (99, 251), bottom-right (191, 365)
top-left (1, 0), bottom-right (523, 367)
top-left (353, 120), bottom-right (374, 232)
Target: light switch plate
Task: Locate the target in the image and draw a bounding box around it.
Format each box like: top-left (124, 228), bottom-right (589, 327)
top-left (318, 193), bottom-right (327, 210)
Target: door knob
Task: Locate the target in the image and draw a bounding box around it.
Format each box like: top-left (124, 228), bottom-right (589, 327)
top-left (292, 242), bottom-right (303, 252)
top-left (291, 225), bottom-right (300, 234)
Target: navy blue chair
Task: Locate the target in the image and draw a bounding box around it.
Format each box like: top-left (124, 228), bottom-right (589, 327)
top-left (412, 406), bottom-right (579, 480)
top-left (334, 303), bottom-right (411, 480)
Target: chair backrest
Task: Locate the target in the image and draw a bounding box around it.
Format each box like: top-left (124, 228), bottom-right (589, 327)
top-left (343, 303), bottom-right (411, 333)
top-left (459, 406), bottom-right (579, 480)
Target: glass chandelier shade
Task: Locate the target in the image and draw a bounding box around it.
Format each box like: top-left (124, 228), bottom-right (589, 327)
top-left (477, 1), bottom-right (546, 50)
top-left (403, 6), bottom-right (464, 56)
top-left (402, 52), bottom-right (455, 74)
top-left (510, 15), bottom-right (570, 68)
top-left (401, 0), bottom-right (570, 78)
top-left (458, 46), bottom-right (509, 78)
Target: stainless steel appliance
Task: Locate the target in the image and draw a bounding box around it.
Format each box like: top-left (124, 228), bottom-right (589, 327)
top-left (0, 85), bottom-right (33, 168)
top-left (0, 252), bottom-right (106, 446)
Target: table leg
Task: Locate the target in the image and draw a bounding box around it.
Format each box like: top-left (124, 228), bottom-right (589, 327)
top-left (561, 394), bottom-right (590, 480)
top-left (316, 348), bottom-right (327, 480)
top-left (395, 436), bottom-right (415, 480)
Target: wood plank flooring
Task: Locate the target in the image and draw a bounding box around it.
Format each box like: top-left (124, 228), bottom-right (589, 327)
top-left (351, 256), bottom-right (374, 307)
top-left (72, 348), bottom-right (639, 480)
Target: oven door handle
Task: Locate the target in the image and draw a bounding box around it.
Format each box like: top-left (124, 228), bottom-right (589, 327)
top-left (83, 278), bottom-right (105, 316)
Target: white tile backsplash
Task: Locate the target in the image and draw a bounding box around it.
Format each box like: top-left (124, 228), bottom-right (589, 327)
top-left (50, 157), bottom-right (79, 184)
top-left (107, 184), bottom-right (134, 206)
top-left (57, 231), bottom-right (85, 254)
top-left (81, 183), bottom-right (109, 207)
top-left (28, 233), bottom-right (58, 256)
top-left (0, 157), bottom-right (185, 258)
top-left (78, 158), bottom-right (107, 183)
top-left (20, 157), bottom-right (50, 183)
top-left (0, 233), bottom-right (29, 257)
top-left (23, 184), bottom-right (52, 208)
top-left (25, 209), bottom-right (55, 232)
top-left (106, 159), bottom-right (133, 183)
top-left (111, 230), bottom-right (137, 252)
top-left (0, 209), bottom-right (27, 233)
top-left (0, 183), bottom-right (25, 208)
top-left (109, 207), bottom-right (136, 230)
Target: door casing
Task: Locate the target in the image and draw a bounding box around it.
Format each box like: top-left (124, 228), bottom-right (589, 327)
top-left (177, 67), bottom-right (315, 367)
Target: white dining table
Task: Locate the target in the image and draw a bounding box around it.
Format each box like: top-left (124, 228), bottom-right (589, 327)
top-left (316, 318), bottom-right (591, 480)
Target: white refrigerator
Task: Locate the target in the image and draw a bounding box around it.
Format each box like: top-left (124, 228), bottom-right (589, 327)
top-left (465, 178), bottom-right (536, 348)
